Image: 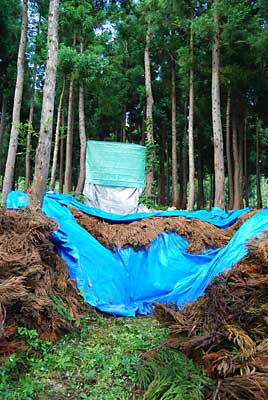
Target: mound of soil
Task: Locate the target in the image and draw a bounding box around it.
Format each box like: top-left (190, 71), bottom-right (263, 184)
top-left (153, 231), bottom-right (268, 399)
top-left (0, 209), bottom-right (83, 359)
top-left (70, 207), bottom-right (258, 254)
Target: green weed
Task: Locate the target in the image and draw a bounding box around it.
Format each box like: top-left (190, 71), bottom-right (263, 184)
top-left (137, 348), bottom-right (213, 400)
top-left (0, 315), bottom-right (168, 400)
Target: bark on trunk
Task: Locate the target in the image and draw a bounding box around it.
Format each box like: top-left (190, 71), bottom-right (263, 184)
top-left (141, 106), bottom-right (145, 145)
top-left (1, 0), bottom-right (28, 206)
top-left (243, 117), bottom-right (249, 207)
top-left (256, 118), bottom-right (262, 208)
top-left (121, 106), bottom-right (126, 142)
top-left (197, 133), bottom-right (204, 209)
top-left (25, 65), bottom-right (37, 190)
top-left (166, 139), bottom-right (170, 204)
top-left (171, 58), bottom-right (179, 208)
top-left (226, 87), bottom-right (233, 209)
top-left (49, 79), bottom-right (65, 191)
top-left (64, 34), bottom-right (76, 194)
top-left (209, 169), bottom-right (215, 210)
top-left (212, 0), bottom-right (225, 209)
top-left (187, 26), bottom-right (195, 211)
top-left (75, 39), bottom-right (87, 194)
top-left (0, 95), bottom-right (7, 177)
top-left (30, 0), bottom-right (59, 207)
top-left (59, 110), bottom-right (65, 193)
top-left (180, 97), bottom-right (188, 209)
top-left (144, 24), bottom-right (154, 196)
top-left (159, 126), bottom-right (166, 205)
top-left (232, 112), bottom-right (242, 209)
top-left (238, 119), bottom-right (244, 207)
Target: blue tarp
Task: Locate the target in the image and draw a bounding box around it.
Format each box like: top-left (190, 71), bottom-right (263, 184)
top-left (7, 191), bottom-right (267, 317)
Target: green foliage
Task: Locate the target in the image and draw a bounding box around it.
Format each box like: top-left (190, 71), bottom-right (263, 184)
top-left (2, 0), bottom-right (268, 207)
top-left (17, 122), bottom-right (39, 155)
top-left (57, 44), bottom-right (78, 76)
top-left (137, 348), bottom-right (212, 400)
top-left (139, 194), bottom-right (168, 210)
top-left (68, 191), bottom-right (86, 203)
top-left (0, 327), bottom-right (52, 396)
top-left (145, 137), bottom-right (159, 175)
top-left (49, 293), bottom-right (76, 322)
top-left (0, 315), bottom-right (168, 400)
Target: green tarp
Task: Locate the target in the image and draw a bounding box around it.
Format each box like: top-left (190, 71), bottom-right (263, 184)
top-left (85, 140), bottom-right (146, 188)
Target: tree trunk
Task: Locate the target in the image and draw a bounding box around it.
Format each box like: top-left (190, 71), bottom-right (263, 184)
top-left (212, 0), bottom-right (225, 209)
top-left (1, 0), bottom-right (28, 206)
top-left (59, 110), bottom-right (65, 193)
top-left (25, 65), bottom-right (37, 190)
top-left (30, 0), bottom-right (59, 207)
top-left (197, 133), bottom-right (204, 209)
top-left (64, 35), bottom-right (76, 194)
top-left (209, 169), bottom-right (215, 210)
top-left (141, 106), bottom-right (145, 145)
top-left (238, 118), bottom-right (244, 208)
top-left (243, 117), bottom-right (249, 207)
top-left (0, 95), bottom-right (7, 177)
top-left (180, 97), bottom-right (188, 209)
top-left (256, 117), bottom-right (262, 208)
top-left (187, 25), bottom-right (195, 211)
top-left (171, 58), bottom-right (179, 208)
top-left (232, 112), bottom-right (242, 209)
top-left (144, 23), bottom-right (154, 196)
top-left (49, 79), bottom-right (65, 191)
top-left (159, 126), bottom-right (166, 205)
top-left (76, 39), bottom-right (87, 194)
top-left (226, 87), bottom-right (233, 209)
top-left (121, 106), bottom-right (126, 142)
top-left (166, 139), bottom-right (170, 204)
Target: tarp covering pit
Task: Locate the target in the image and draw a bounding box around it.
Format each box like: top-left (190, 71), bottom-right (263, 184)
top-left (7, 191), bottom-right (268, 317)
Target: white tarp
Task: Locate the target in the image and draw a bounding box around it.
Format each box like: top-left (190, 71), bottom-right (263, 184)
top-left (83, 183), bottom-right (149, 215)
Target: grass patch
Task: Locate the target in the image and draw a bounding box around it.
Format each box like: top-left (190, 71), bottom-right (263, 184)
top-left (0, 314), bottom-right (168, 400)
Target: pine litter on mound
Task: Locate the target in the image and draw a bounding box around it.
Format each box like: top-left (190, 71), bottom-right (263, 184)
top-left (70, 207), bottom-right (258, 254)
top-left (153, 231), bottom-right (268, 400)
top-left (0, 209), bottom-right (83, 360)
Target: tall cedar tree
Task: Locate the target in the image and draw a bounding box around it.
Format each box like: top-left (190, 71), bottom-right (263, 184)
top-left (211, 0), bottom-right (225, 209)
top-left (1, 0), bottom-right (28, 206)
top-left (30, 0), bottom-right (59, 207)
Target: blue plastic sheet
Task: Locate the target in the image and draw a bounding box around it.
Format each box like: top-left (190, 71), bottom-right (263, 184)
top-left (7, 191), bottom-right (267, 316)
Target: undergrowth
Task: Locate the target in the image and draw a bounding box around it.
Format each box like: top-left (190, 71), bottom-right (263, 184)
top-left (137, 348), bottom-right (213, 400)
top-left (0, 315), bottom-right (168, 400)
top-left (0, 314), bottom-right (212, 399)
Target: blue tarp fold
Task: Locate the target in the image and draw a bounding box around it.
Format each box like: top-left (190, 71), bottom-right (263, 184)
top-left (7, 191), bottom-right (266, 316)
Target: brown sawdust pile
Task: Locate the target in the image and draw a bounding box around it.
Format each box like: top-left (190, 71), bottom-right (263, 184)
top-left (70, 207), bottom-right (259, 254)
top-left (0, 208), bottom-right (83, 360)
top-left (153, 231), bottom-right (268, 400)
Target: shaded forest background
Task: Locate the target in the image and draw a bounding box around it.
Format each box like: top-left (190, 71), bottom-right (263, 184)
top-left (0, 0), bottom-right (268, 210)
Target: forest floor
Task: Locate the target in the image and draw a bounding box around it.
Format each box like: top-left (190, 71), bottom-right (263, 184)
top-left (0, 314), bottom-right (168, 400)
